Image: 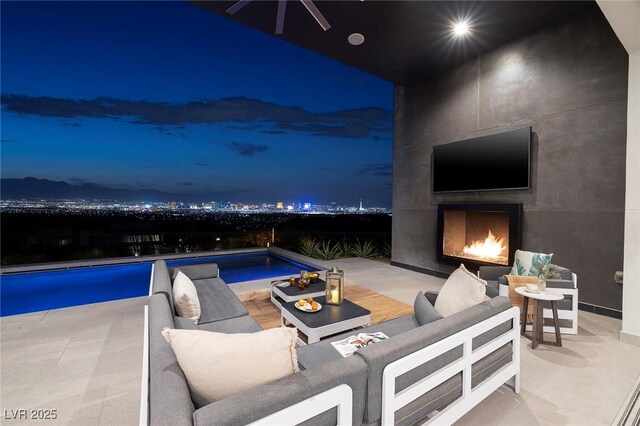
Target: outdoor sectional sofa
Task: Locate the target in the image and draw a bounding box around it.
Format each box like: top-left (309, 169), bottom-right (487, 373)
top-left (142, 260), bottom-right (520, 425)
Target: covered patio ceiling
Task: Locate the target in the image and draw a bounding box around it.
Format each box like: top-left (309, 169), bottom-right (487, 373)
top-left (192, 0), bottom-right (591, 84)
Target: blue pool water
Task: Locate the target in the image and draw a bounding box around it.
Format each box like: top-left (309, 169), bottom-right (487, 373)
top-left (0, 252), bottom-right (318, 317)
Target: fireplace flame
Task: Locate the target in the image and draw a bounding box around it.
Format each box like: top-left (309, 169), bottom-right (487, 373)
top-left (463, 230), bottom-right (506, 260)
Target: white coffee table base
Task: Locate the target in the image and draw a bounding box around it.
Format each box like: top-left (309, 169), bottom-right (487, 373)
top-left (271, 285), bottom-right (325, 309)
top-left (280, 308), bottom-right (371, 346)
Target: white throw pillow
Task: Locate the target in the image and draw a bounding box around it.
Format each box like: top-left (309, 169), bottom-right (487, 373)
top-left (434, 264), bottom-right (487, 317)
top-left (162, 327), bottom-right (299, 407)
top-left (172, 271), bottom-right (201, 324)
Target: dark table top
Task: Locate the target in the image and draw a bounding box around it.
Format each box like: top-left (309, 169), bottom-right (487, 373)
top-left (282, 297), bottom-right (371, 328)
top-left (275, 279), bottom-right (325, 297)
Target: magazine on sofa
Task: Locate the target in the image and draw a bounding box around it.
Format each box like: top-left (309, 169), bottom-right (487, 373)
top-left (331, 332), bottom-right (389, 357)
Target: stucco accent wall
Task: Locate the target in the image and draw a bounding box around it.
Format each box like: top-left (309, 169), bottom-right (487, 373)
top-left (392, 5), bottom-right (628, 310)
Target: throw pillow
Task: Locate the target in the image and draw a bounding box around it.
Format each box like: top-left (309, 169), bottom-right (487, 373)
top-left (162, 327), bottom-right (299, 407)
top-left (172, 271), bottom-right (201, 324)
top-left (510, 249), bottom-right (553, 277)
top-left (414, 291), bottom-right (443, 326)
top-left (434, 264), bottom-right (486, 317)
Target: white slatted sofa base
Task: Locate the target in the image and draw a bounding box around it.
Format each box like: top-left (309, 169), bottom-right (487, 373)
top-left (247, 384), bottom-right (353, 426)
top-left (381, 307), bottom-right (521, 426)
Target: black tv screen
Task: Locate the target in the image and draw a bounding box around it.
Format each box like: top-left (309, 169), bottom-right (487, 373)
top-left (432, 127), bottom-right (531, 193)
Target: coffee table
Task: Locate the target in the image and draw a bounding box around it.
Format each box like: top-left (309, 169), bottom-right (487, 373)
top-left (280, 297), bottom-right (371, 346)
top-left (270, 279), bottom-right (326, 308)
top-left (515, 286), bottom-right (564, 349)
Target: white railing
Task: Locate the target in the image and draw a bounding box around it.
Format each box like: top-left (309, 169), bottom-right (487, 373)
top-left (381, 307), bottom-right (520, 426)
top-left (247, 384), bottom-right (353, 426)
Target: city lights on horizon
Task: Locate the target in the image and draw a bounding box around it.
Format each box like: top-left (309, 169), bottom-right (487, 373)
top-left (0, 199), bottom-right (392, 215)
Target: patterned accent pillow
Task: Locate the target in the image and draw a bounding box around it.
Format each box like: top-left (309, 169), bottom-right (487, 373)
top-left (510, 249), bottom-right (553, 277)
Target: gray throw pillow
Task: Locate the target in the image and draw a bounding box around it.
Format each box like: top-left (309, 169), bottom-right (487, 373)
top-left (414, 291), bottom-right (443, 326)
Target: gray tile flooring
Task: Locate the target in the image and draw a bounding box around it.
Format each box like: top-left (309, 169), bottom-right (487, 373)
top-left (1, 257), bottom-right (638, 425)
top-left (1, 297), bottom-right (146, 425)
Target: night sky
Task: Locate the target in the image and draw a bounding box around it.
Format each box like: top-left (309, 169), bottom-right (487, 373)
top-left (0, 1), bottom-right (393, 207)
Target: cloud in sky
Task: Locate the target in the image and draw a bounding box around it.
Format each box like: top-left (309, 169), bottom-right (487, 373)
top-left (227, 142), bottom-right (269, 157)
top-left (359, 163), bottom-right (393, 177)
top-left (1, 95), bottom-right (392, 139)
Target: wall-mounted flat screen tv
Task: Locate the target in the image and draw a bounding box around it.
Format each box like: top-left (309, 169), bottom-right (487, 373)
top-left (432, 127), bottom-right (531, 193)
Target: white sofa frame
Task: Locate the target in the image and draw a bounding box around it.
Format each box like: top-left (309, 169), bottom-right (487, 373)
top-left (381, 307), bottom-right (521, 426)
top-left (247, 384), bottom-right (353, 426)
top-left (498, 272), bottom-right (578, 335)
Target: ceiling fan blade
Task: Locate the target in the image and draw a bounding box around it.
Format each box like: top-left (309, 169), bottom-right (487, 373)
top-left (226, 0), bottom-right (253, 15)
top-left (275, 0), bottom-right (287, 34)
top-left (300, 0), bottom-right (331, 31)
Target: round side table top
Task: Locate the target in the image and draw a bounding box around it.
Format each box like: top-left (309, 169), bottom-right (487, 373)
top-left (514, 286), bottom-right (564, 301)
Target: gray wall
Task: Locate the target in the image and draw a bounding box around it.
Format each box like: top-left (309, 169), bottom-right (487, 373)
top-left (392, 5), bottom-right (628, 310)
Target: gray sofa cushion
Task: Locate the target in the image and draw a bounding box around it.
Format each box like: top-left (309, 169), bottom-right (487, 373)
top-left (152, 260), bottom-right (174, 312)
top-left (478, 266), bottom-right (512, 281)
top-left (193, 278), bottom-right (248, 323)
top-left (485, 281), bottom-right (500, 298)
top-left (414, 291), bottom-right (443, 326)
top-left (192, 355), bottom-right (369, 426)
top-left (148, 294), bottom-right (194, 426)
top-left (355, 296), bottom-right (512, 423)
top-left (550, 264), bottom-right (572, 280)
top-left (297, 315), bottom-right (419, 368)
top-left (174, 314), bottom-right (262, 333)
top-left (170, 263), bottom-right (219, 281)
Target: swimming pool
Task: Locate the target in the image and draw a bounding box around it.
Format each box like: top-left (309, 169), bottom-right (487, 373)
top-left (0, 252), bottom-right (319, 316)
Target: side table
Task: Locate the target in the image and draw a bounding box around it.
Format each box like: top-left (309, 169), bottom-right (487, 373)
top-left (514, 287), bottom-right (564, 349)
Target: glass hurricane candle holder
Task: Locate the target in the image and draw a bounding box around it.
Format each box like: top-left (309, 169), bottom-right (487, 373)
top-left (325, 266), bottom-right (344, 305)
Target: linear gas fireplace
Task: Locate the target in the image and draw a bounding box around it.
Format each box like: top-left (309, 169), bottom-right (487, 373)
top-left (437, 203), bottom-right (522, 268)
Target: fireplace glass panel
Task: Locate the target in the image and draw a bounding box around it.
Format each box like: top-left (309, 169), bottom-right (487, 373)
top-left (442, 211), bottom-right (510, 266)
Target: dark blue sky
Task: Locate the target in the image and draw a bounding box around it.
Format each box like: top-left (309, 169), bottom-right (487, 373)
top-left (1, 1), bottom-right (393, 207)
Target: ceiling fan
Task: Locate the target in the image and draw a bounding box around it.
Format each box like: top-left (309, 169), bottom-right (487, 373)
top-left (226, 0), bottom-right (331, 34)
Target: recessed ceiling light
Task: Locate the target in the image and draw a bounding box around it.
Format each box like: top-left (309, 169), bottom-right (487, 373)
top-left (453, 21), bottom-right (470, 36)
top-left (348, 33), bottom-right (365, 46)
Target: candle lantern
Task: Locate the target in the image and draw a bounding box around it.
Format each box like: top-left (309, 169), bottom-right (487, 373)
top-left (325, 266), bottom-right (344, 305)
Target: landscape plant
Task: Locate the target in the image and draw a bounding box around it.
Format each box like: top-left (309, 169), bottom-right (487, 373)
top-left (316, 240), bottom-right (344, 260)
top-left (349, 239), bottom-right (378, 259)
top-left (381, 241), bottom-right (392, 258)
top-left (300, 238), bottom-right (321, 258)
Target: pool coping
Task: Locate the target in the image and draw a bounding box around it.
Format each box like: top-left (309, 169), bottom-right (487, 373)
top-left (0, 247), bottom-right (327, 275)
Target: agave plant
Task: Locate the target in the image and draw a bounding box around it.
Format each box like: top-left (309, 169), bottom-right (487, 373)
top-left (341, 240), bottom-right (353, 257)
top-left (316, 240), bottom-right (344, 260)
top-left (350, 239), bottom-right (378, 259)
top-left (299, 238), bottom-right (321, 258)
top-left (381, 241), bottom-right (392, 258)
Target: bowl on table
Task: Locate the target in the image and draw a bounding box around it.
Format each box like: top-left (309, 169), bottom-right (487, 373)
top-left (526, 283), bottom-right (540, 293)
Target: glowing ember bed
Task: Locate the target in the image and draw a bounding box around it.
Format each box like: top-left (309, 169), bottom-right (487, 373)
top-left (0, 252), bottom-right (319, 316)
